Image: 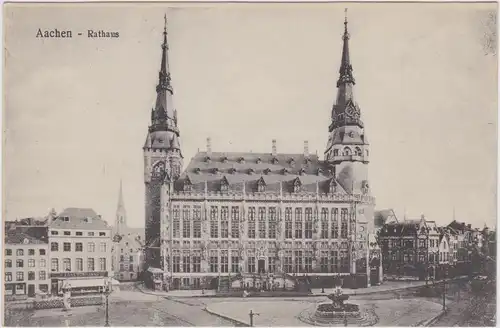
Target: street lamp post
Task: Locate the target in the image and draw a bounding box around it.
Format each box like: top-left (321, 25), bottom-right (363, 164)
top-left (442, 270), bottom-right (447, 312)
top-left (249, 309), bottom-right (260, 327)
top-left (102, 279), bottom-right (111, 327)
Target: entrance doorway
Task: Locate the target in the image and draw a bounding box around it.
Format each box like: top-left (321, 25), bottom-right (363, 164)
top-left (258, 259), bottom-right (265, 274)
top-left (28, 284), bottom-right (35, 297)
top-left (51, 279), bottom-right (59, 295)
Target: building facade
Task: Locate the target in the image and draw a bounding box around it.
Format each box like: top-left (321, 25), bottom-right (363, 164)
top-left (4, 227), bottom-right (50, 298)
top-left (48, 208), bottom-right (113, 295)
top-left (379, 215), bottom-right (441, 280)
top-left (112, 234), bottom-right (144, 281)
top-left (111, 181), bottom-right (145, 281)
top-left (143, 16), bottom-right (381, 290)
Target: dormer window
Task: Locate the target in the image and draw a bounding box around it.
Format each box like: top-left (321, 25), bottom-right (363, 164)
top-left (205, 156), bottom-right (211, 163)
top-left (281, 168), bottom-right (289, 175)
top-left (263, 168), bottom-right (271, 175)
top-left (212, 168), bottom-right (219, 174)
top-left (238, 157), bottom-right (245, 164)
top-left (257, 177), bottom-right (266, 193)
top-left (317, 168), bottom-right (323, 176)
top-left (304, 158), bottom-right (312, 165)
top-left (299, 168), bottom-right (306, 176)
top-left (289, 158), bottom-right (296, 166)
top-left (256, 158), bottom-right (262, 164)
top-left (272, 157), bottom-right (279, 165)
top-left (248, 168), bottom-right (255, 175)
top-left (293, 177), bottom-right (302, 193)
top-left (228, 168), bottom-right (236, 174)
top-left (329, 179), bottom-right (337, 194)
top-left (183, 176), bottom-right (192, 192)
top-left (221, 156), bottom-right (228, 163)
top-left (193, 168), bottom-right (201, 174)
top-left (220, 176), bottom-right (229, 192)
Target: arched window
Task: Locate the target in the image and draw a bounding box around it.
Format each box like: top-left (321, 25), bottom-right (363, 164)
top-left (333, 149), bottom-right (339, 156)
top-left (343, 147), bottom-right (352, 156)
top-left (354, 147), bottom-right (362, 156)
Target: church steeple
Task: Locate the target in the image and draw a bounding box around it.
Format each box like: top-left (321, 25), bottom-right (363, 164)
top-left (115, 179), bottom-right (127, 236)
top-left (329, 9), bottom-right (363, 133)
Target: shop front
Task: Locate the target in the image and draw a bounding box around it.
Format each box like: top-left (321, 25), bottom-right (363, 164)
top-left (50, 271), bottom-right (108, 296)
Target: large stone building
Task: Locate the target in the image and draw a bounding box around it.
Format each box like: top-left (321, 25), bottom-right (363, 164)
top-left (143, 16), bottom-right (381, 290)
top-left (4, 226), bottom-right (50, 298)
top-left (48, 208), bottom-right (113, 295)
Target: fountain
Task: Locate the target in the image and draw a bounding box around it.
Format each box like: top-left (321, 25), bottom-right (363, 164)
top-left (298, 277), bottom-right (377, 326)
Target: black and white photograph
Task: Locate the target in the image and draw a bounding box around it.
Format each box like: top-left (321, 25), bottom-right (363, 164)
top-left (2, 2), bottom-right (497, 327)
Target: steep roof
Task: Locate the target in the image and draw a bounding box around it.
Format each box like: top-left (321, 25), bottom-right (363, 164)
top-left (374, 209), bottom-right (398, 227)
top-left (177, 151), bottom-right (353, 195)
top-left (50, 208), bottom-right (110, 230)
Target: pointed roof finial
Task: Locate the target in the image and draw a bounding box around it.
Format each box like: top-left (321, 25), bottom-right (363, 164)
top-left (118, 179), bottom-right (124, 209)
top-left (164, 14), bottom-right (167, 34)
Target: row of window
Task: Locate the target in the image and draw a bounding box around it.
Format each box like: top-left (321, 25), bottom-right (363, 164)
top-left (331, 147), bottom-right (367, 157)
top-left (50, 258), bottom-right (107, 272)
top-left (119, 255), bottom-right (134, 262)
top-left (166, 252), bottom-right (350, 274)
top-left (383, 252), bottom-right (457, 263)
top-left (5, 270), bottom-right (47, 282)
top-left (382, 239), bottom-right (454, 250)
top-left (50, 242), bottom-right (107, 252)
top-left (51, 230), bottom-right (107, 237)
top-left (5, 259), bottom-right (46, 268)
top-left (119, 263), bottom-right (135, 272)
top-left (171, 206), bottom-right (352, 240)
top-left (4, 283), bottom-right (49, 294)
top-left (5, 249), bottom-right (46, 256)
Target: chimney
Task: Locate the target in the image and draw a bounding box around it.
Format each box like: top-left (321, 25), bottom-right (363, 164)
top-left (304, 141), bottom-right (309, 157)
top-left (206, 137), bottom-right (212, 156)
top-left (468, 224), bottom-right (471, 229)
top-left (272, 139), bottom-right (277, 156)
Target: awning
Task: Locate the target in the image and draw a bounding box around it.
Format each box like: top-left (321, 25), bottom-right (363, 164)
top-left (147, 267), bottom-right (164, 274)
top-left (61, 278), bottom-right (106, 289)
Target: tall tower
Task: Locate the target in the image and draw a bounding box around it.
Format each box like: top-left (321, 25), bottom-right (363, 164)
top-left (115, 179), bottom-right (127, 236)
top-left (324, 12), bottom-right (370, 199)
top-left (143, 15), bottom-right (183, 270)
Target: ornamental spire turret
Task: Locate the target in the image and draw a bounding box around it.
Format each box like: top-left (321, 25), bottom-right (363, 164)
top-left (329, 9), bottom-right (363, 132)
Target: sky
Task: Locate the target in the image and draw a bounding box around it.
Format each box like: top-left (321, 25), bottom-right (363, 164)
top-left (3, 2), bottom-right (497, 229)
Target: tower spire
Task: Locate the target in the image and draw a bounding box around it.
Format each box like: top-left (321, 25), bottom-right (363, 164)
top-left (327, 9), bottom-right (363, 134)
top-left (149, 13), bottom-right (178, 135)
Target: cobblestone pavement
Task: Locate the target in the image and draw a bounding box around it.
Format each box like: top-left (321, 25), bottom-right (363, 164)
top-left (204, 298), bottom-right (442, 326)
top-left (430, 289), bottom-right (496, 326)
top-left (4, 294), bottom-right (234, 327)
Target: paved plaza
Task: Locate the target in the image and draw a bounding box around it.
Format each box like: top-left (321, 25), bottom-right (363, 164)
top-left (4, 279), bottom-right (493, 327)
top-left (205, 297), bottom-right (443, 326)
